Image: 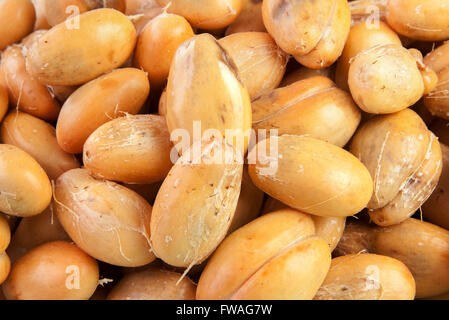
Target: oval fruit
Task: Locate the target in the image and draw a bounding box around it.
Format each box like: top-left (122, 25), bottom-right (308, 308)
top-left (1, 45), bottom-right (60, 121)
top-left (166, 33), bottom-right (251, 154)
top-left (386, 0), bottom-right (449, 41)
top-left (107, 267), bottom-right (196, 300)
top-left (2, 241), bottom-right (99, 300)
top-left (27, 8), bottom-right (137, 86)
top-left (1, 112), bottom-right (80, 180)
top-left (0, 144), bottom-right (52, 217)
top-left (134, 13), bottom-right (194, 90)
top-left (248, 135), bottom-right (373, 217)
top-left (156, 0), bottom-right (241, 30)
top-left (0, 0), bottom-right (35, 50)
top-left (151, 139), bottom-right (243, 267)
top-left (314, 253), bottom-right (415, 300)
top-left (56, 68), bottom-right (149, 154)
top-left (252, 76), bottom-right (361, 147)
top-left (348, 44), bottom-right (424, 114)
top-left (83, 114), bottom-right (172, 184)
top-left (218, 32), bottom-right (288, 99)
top-left (54, 169), bottom-right (155, 267)
top-left (335, 21), bottom-right (401, 91)
top-left (197, 210), bottom-right (331, 300)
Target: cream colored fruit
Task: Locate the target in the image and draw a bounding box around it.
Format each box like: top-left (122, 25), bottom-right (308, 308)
top-left (0, 144), bottom-right (52, 217)
top-left (248, 135), bottom-right (373, 217)
top-left (197, 210), bottom-right (331, 300)
top-left (2, 241), bottom-right (99, 300)
top-left (27, 8), bottom-right (137, 86)
top-left (54, 169), bottom-right (155, 267)
top-left (151, 139), bottom-right (243, 268)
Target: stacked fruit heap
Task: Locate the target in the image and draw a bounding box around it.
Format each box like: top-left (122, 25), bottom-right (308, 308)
top-left (0, 0), bottom-right (449, 300)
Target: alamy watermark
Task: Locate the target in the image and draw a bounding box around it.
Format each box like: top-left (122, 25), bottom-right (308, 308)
top-left (65, 265), bottom-right (80, 290)
top-left (169, 121), bottom-right (280, 176)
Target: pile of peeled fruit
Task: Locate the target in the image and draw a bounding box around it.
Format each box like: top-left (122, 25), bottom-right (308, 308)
top-left (0, 0), bottom-right (449, 300)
